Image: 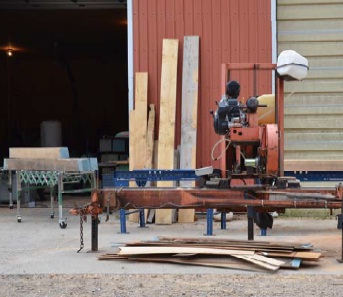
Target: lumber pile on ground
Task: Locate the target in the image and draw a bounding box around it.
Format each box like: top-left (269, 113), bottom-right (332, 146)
top-left (99, 237), bottom-right (322, 272)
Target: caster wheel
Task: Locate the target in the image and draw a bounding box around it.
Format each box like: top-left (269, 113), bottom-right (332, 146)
top-left (9, 205), bottom-right (13, 209)
top-left (50, 214), bottom-right (54, 219)
top-left (17, 217), bottom-right (22, 223)
top-left (59, 221), bottom-right (67, 229)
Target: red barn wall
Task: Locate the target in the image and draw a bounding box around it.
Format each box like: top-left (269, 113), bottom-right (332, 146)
top-left (133, 0), bottom-right (272, 169)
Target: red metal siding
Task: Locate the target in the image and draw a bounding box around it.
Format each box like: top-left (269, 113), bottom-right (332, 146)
top-left (133, 0), bottom-right (272, 169)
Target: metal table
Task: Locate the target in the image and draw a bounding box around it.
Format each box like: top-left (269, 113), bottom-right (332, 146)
top-left (10, 170), bottom-right (96, 228)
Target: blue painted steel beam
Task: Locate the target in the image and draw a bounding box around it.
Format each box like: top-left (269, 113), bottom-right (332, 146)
top-left (113, 169), bottom-right (209, 187)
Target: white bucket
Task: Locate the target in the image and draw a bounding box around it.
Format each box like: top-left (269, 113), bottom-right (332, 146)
top-left (40, 120), bottom-right (62, 147)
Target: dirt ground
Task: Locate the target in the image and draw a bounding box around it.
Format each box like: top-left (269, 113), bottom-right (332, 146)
top-left (1, 196), bottom-right (343, 297)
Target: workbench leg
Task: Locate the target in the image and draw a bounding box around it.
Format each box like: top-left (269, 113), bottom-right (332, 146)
top-left (8, 171), bottom-right (13, 209)
top-left (15, 172), bottom-right (22, 223)
top-left (205, 208), bottom-right (214, 236)
top-left (58, 174), bottom-right (67, 229)
top-left (50, 187), bottom-right (55, 219)
top-left (91, 215), bottom-right (98, 252)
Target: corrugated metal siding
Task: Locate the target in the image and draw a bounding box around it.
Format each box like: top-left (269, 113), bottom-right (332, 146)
top-left (278, 0), bottom-right (343, 166)
top-left (133, 0), bottom-right (272, 168)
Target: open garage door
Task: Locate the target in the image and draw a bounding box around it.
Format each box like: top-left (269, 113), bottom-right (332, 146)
top-left (0, 1), bottom-right (128, 163)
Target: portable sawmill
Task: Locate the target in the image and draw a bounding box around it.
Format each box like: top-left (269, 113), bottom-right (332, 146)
top-left (71, 51), bottom-right (343, 251)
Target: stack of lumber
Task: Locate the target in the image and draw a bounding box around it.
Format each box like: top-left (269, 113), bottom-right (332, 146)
top-left (129, 36), bottom-right (200, 224)
top-left (99, 237), bottom-right (322, 272)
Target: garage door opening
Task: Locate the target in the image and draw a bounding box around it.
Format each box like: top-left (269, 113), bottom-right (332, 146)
top-left (0, 5), bottom-right (128, 164)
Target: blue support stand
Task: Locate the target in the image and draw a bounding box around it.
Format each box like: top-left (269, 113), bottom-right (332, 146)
top-left (205, 209), bottom-right (227, 236)
top-left (119, 208), bottom-right (146, 234)
top-left (119, 208), bottom-right (128, 234)
top-left (220, 212), bottom-right (227, 230)
top-left (205, 208), bottom-right (214, 236)
top-left (260, 228), bottom-right (267, 236)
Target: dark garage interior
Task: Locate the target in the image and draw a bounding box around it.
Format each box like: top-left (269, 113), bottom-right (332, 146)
top-left (0, 2), bottom-right (128, 164)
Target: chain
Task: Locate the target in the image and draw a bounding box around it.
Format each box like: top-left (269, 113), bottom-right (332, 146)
top-left (77, 213), bottom-right (84, 253)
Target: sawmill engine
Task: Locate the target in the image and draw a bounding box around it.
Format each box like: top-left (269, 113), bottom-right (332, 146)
top-left (212, 94), bottom-right (279, 178)
top-left (213, 96), bottom-right (259, 135)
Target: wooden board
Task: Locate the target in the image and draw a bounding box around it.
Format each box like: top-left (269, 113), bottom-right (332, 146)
top-left (127, 256), bottom-right (265, 272)
top-left (178, 36), bottom-right (200, 223)
top-left (260, 251), bottom-right (321, 261)
top-left (118, 246), bottom-right (254, 256)
top-left (145, 104), bottom-right (155, 169)
top-left (129, 73), bottom-right (148, 223)
top-left (9, 147), bottom-right (69, 159)
top-left (129, 109), bottom-right (136, 172)
top-left (117, 246), bottom-right (280, 271)
top-left (4, 157), bottom-right (97, 171)
top-left (128, 110), bottom-right (138, 222)
top-left (155, 39), bottom-right (179, 225)
top-left (134, 72), bottom-right (148, 168)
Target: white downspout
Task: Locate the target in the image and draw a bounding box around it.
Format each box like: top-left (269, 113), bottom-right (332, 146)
top-left (127, 0), bottom-right (134, 111)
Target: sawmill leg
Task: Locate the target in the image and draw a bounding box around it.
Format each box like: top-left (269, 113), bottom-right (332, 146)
top-left (261, 228), bottom-right (267, 236)
top-left (247, 206), bottom-right (254, 240)
top-left (119, 209), bottom-right (129, 234)
top-left (221, 212), bottom-right (227, 230)
top-left (245, 191), bottom-right (255, 240)
top-left (205, 208), bottom-right (214, 236)
top-left (91, 215), bottom-right (98, 252)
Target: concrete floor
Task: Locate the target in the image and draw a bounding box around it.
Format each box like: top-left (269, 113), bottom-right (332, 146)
top-left (0, 198), bottom-right (342, 275)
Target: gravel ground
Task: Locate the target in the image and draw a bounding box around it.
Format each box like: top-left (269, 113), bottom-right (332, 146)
top-left (1, 274), bottom-right (343, 297)
top-left (1, 196), bottom-right (343, 297)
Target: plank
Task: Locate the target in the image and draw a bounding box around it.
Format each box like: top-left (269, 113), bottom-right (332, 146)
top-left (127, 256), bottom-right (265, 272)
top-left (3, 158), bottom-right (98, 171)
top-left (260, 251), bottom-right (321, 261)
top-left (145, 104), bottom-right (155, 169)
top-left (155, 237), bottom-right (309, 249)
top-left (129, 109), bottom-right (136, 172)
top-left (134, 72), bottom-right (148, 168)
top-left (98, 254), bottom-right (265, 272)
top-left (232, 255), bottom-right (282, 271)
top-left (9, 147), bottom-right (69, 159)
top-left (155, 39), bottom-right (179, 225)
top-left (117, 246), bottom-right (281, 271)
top-left (118, 246), bottom-right (255, 256)
top-left (178, 36), bottom-right (199, 223)
top-left (129, 73), bottom-right (148, 223)
top-left (128, 110), bottom-right (139, 222)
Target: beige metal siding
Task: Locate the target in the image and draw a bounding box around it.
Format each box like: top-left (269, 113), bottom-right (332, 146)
top-left (278, 0), bottom-right (343, 168)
